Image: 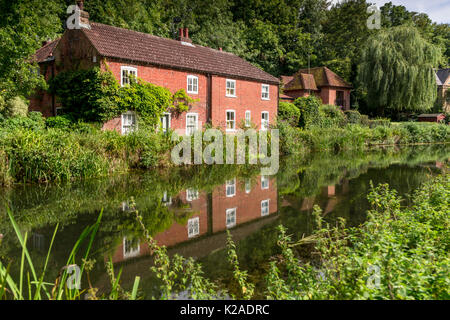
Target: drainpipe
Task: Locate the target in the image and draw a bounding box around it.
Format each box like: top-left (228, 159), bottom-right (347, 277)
top-left (207, 74), bottom-right (213, 124)
top-left (51, 61), bottom-right (56, 116)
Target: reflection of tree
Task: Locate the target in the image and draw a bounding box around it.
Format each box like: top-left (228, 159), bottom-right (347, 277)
top-left (277, 145), bottom-right (450, 199)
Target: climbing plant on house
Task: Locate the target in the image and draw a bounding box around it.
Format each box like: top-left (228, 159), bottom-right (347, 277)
top-left (49, 68), bottom-right (195, 126)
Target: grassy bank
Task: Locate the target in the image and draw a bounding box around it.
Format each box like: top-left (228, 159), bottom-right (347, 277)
top-left (279, 121), bottom-right (450, 156)
top-left (0, 112), bottom-right (449, 186)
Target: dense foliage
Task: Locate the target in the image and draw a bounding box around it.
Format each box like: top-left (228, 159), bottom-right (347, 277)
top-left (357, 25), bottom-right (442, 114)
top-left (1, 0), bottom-right (448, 117)
top-left (48, 68), bottom-right (194, 125)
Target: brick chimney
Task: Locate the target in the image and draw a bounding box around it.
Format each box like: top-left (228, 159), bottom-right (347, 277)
top-left (76, 0), bottom-right (90, 29)
top-left (178, 28), bottom-right (192, 44)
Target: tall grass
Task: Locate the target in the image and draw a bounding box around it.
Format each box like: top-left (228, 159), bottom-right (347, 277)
top-left (0, 208), bottom-right (140, 300)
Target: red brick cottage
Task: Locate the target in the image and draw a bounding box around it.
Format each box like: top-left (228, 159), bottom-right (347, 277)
top-left (280, 67), bottom-right (352, 110)
top-left (30, 2), bottom-right (279, 134)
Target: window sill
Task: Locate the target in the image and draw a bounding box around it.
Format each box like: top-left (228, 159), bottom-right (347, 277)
top-left (226, 95), bottom-right (237, 98)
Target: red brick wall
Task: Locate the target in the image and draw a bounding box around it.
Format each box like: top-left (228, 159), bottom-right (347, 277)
top-left (103, 59), bottom-right (278, 133)
top-left (320, 87), bottom-right (351, 110)
top-left (210, 76), bottom-right (278, 130)
top-left (103, 58), bottom-right (209, 133)
top-left (29, 29), bottom-right (100, 116)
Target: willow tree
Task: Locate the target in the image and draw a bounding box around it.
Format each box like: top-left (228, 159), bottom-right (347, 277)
top-left (357, 25), bottom-right (442, 114)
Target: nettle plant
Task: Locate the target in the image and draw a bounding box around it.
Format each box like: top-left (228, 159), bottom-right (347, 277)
top-left (49, 67), bottom-right (196, 127)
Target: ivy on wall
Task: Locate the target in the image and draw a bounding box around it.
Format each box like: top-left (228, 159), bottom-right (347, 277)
top-left (48, 67), bottom-right (197, 126)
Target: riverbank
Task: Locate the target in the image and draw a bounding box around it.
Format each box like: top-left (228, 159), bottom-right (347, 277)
top-left (0, 115), bottom-right (449, 186)
top-left (279, 121), bottom-right (450, 155)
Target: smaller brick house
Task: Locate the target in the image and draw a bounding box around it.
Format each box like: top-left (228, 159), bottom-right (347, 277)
top-left (30, 1), bottom-right (279, 135)
top-left (435, 68), bottom-right (450, 113)
top-left (280, 67), bottom-right (352, 110)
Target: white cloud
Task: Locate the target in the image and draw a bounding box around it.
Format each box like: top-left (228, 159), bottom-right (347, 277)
top-left (330, 0), bottom-right (450, 23)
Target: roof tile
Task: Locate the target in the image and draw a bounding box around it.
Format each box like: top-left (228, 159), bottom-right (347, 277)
top-left (82, 23), bottom-right (279, 84)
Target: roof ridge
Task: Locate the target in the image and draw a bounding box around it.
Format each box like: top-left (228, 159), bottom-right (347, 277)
top-left (81, 22), bottom-right (279, 84)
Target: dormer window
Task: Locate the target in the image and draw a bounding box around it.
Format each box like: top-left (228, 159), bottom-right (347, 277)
top-left (121, 66), bottom-right (137, 87)
top-left (226, 79), bottom-right (236, 97)
top-left (187, 75), bottom-right (198, 94)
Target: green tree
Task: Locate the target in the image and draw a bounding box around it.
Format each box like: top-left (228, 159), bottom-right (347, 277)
top-left (0, 0), bottom-right (63, 99)
top-left (357, 25), bottom-right (442, 114)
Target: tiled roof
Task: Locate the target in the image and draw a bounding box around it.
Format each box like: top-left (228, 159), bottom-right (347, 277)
top-left (295, 67), bottom-right (352, 88)
top-left (436, 69), bottom-right (450, 86)
top-left (282, 73), bottom-right (319, 91)
top-left (81, 23), bottom-right (279, 84)
top-left (33, 39), bottom-right (60, 63)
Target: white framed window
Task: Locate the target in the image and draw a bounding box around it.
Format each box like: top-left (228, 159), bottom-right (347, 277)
top-left (121, 111), bottom-right (137, 135)
top-left (188, 217), bottom-right (200, 238)
top-left (93, 55), bottom-right (97, 63)
top-left (121, 66), bottom-right (137, 87)
top-left (160, 113), bottom-right (171, 133)
top-left (226, 179), bottom-right (236, 197)
top-left (186, 113), bottom-right (199, 136)
top-left (122, 201), bottom-right (131, 212)
top-left (187, 75), bottom-right (199, 94)
top-left (245, 111), bottom-right (251, 127)
top-left (261, 200), bottom-right (270, 217)
top-left (226, 208), bottom-right (237, 229)
top-left (162, 191), bottom-right (172, 206)
top-left (261, 112), bottom-right (269, 131)
top-left (262, 84), bottom-right (270, 100)
top-left (226, 110), bottom-right (236, 131)
top-left (245, 179), bottom-right (252, 194)
top-left (226, 79), bottom-right (236, 97)
top-left (123, 237), bottom-right (140, 259)
top-left (261, 176), bottom-right (269, 190)
top-left (186, 189), bottom-right (199, 201)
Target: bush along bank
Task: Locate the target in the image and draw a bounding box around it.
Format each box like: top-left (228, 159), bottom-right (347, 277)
top-left (0, 105), bottom-right (449, 186)
top-left (278, 97), bottom-right (450, 155)
top-left (0, 117), bottom-right (177, 186)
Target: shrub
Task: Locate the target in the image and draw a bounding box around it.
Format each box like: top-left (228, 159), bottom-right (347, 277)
top-left (0, 113), bottom-right (45, 131)
top-left (278, 101), bottom-right (300, 126)
top-left (369, 118), bottom-right (391, 128)
top-left (4, 96), bottom-right (29, 118)
top-left (344, 110), bottom-right (361, 124)
top-left (48, 67), bottom-right (120, 122)
top-left (294, 96), bottom-right (321, 128)
top-left (319, 105), bottom-right (347, 128)
top-left (46, 115), bottom-right (73, 129)
top-left (0, 95), bottom-right (5, 114)
top-left (360, 114), bottom-right (370, 127)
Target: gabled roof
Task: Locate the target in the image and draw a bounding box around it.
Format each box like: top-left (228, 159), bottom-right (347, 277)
top-left (436, 69), bottom-right (450, 86)
top-left (33, 39), bottom-right (60, 63)
top-left (79, 23), bottom-right (279, 84)
top-left (296, 67), bottom-right (351, 89)
top-left (282, 73), bottom-right (318, 91)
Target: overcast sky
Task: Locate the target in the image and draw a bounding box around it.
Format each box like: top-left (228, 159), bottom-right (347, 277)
top-left (331, 0), bottom-right (450, 23)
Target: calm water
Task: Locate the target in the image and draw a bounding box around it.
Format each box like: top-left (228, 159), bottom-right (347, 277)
top-left (1, 145), bottom-right (449, 298)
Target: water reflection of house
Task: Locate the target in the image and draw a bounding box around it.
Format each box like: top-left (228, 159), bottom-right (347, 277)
top-left (112, 176), bottom-right (278, 263)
